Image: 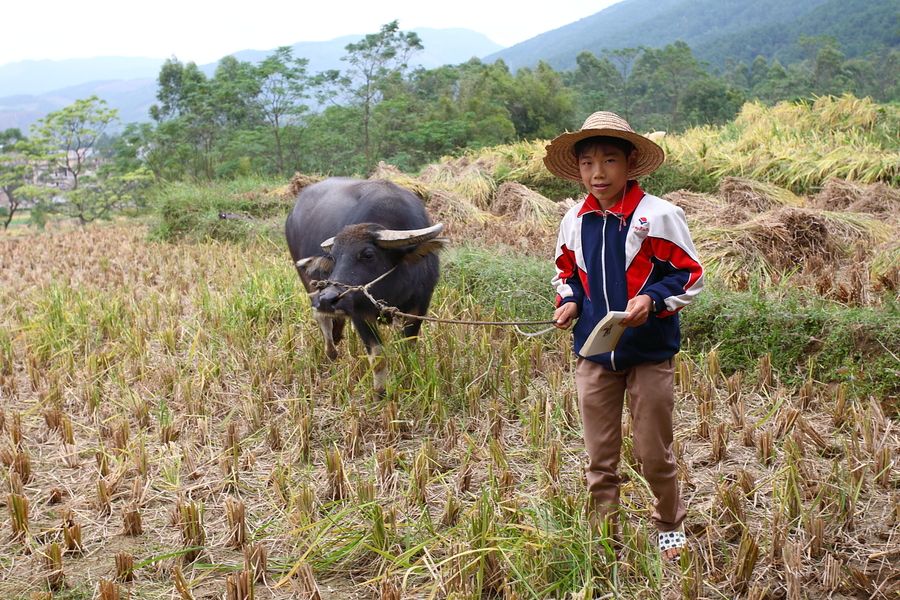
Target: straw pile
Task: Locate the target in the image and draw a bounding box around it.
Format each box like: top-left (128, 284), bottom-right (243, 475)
top-left (419, 157), bottom-right (498, 209)
top-left (427, 189), bottom-right (492, 226)
top-left (812, 178), bottom-right (900, 214)
top-left (665, 190), bottom-right (749, 226)
top-left (718, 177), bottom-right (802, 212)
top-left (285, 172), bottom-right (322, 198)
top-left (370, 162), bottom-right (432, 201)
top-left (491, 183), bottom-right (559, 227)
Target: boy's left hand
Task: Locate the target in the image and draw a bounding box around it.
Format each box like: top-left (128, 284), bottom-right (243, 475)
top-left (621, 294), bottom-right (654, 327)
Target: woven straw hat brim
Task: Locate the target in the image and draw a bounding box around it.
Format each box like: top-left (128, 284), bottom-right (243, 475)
top-left (543, 127), bottom-right (665, 182)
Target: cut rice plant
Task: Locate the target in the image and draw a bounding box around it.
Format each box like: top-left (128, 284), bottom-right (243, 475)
top-left (123, 503), bottom-right (143, 536)
top-left (243, 542), bottom-right (267, 583)
top-left (63, 510), bottom-right (84, 555)
top-left (731, 531), bottom-right (759, 594)
top-left (8, 492), bottom-right (29, 540)
top-left (99, 579), bottom-right (121, 600)
top-left (178, 500), bottom-right (206, 564)
top-left (822, 554), bottom-right (843, 592)
top-left (291, 562), bottom-right (321, 600)
top-left (711, 423), bottom-right (729, 463)
top-left (173, 565), bottom-right (194, 599)
top-left (115, 551), bottom-right (134, 582)
top-left (97, 478), bottom-right (111, 516)
top-left (225, 569), bottom-right (253, 600)
top-left (664, 95), bottom-right (900, 193)
top-left (226, 496), bottom-right (247, 548)
top-left (325, 445), bottom-right (349, 502)
top-left (43, 542), bottom-right (65, 591)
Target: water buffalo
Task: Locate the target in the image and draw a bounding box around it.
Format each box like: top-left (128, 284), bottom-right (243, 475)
top-left (285, 177), bottom-right (446, 392)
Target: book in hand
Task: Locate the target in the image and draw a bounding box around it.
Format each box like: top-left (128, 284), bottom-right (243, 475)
top-left (579, 311), bottom-right (630, 356)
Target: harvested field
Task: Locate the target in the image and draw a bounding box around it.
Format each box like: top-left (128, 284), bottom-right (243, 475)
top-left (0, 224), bottom-right (897, 599)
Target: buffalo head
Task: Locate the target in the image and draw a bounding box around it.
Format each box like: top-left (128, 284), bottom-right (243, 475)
top-left (313, 222), bottom-right (445, 315)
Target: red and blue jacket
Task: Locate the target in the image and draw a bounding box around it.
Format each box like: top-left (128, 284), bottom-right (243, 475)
top-left (552, 181), bottom-right (704, 370)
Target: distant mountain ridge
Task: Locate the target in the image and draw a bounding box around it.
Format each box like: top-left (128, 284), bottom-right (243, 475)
top-left (486, 0), bottom-right (898, 71)
top-left (0, 28), bottom-right (503, 131)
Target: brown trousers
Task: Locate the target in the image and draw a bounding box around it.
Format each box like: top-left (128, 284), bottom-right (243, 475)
top-left (575, 356), bottom-right (686, 532)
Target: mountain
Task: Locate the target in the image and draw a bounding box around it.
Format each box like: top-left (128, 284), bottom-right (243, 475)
top-left (485, 0), bottom-right (899, 71)
top-left (0, 28), bottom-right (503, 132)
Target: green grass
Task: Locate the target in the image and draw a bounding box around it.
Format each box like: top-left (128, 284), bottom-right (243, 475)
top-left (436, 246), bottom-right (900, 404)
top-left (149, 176), bottom-right (291, 243)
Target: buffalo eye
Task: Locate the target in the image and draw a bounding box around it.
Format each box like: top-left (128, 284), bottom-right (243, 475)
top-left (358, 247), bottom-right (376, 261)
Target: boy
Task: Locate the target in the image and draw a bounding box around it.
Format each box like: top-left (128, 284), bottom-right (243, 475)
top-left (545, 111), bottom-right (703, 560)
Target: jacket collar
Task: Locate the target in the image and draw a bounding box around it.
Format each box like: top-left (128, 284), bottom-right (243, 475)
top-left (577, 181), bottom-right (645, 218)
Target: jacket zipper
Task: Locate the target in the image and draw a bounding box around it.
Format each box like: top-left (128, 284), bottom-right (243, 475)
top-left (600, 214), bottom-right (617, 370)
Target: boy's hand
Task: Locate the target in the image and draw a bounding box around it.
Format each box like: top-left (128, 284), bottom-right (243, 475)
top-left (621, 294), bottom-right (654, 327)
top-left (553, 302), bottom-right (579, 329)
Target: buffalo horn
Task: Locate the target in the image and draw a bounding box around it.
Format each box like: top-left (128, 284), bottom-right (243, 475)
top-left (320, 237), bottom-right (335, 251)
top-left (374, 223), bottom-right (444, 248)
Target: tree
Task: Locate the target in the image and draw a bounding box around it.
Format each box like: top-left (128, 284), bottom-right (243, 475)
top-left (508, 61), bottom-right (575, 138)
top-left (150, 59), bottom-right (219, 179)
top-left (605, 48), bottom-right (642, 119)
top-left (569, 51), bottom-right (623, 118)
top-left (254, 47), bottom-right (311, 175)
top-left (150, 58), bottom-right (208, 122)
top-left (0, 143), bottom-right (28, 230)
top-left (30, 97), bottom-right (123, 224)
top-left (32, 96), bottom-right (118, 192)
top-left (341, 21), bottom-right (423, 172)
top-left (629, 42), bottom-right (707, 130)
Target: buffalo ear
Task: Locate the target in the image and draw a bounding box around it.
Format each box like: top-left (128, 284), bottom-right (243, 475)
top-left (297, 255), bottom-right (334, 273)
top-left (402, 237), bottom-right (449, 263)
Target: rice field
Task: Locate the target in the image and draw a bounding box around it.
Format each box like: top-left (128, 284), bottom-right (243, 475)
top-left (0, 222), bottom-right (897, 599)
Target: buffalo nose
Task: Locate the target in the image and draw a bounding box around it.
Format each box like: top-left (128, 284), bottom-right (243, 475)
top-left (316, 287), bottom-right (341, 311)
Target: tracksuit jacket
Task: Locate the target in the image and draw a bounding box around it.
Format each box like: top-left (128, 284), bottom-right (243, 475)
top-left (552, 181), bottom-right (704, 370)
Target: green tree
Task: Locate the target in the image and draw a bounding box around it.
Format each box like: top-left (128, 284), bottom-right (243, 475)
top-left (32, 96), bottom-right (118, 192)
top-left (629, 42), bottom-right (708, 129)
top-left (508, 61), bottom-right (575, 138)
top-left (212, 56), bottom-right (261, 129)
top-left (150, 59), bottom-right (219, 179)
top-left (341, 21), bottom-right (423, 172)
top-left (254, 47), bottom-right (311, 175)
top-left (605, 48), bottom-right (642, 119)
top-left (568, 51), bottom-right (623, 119)
top-left (0, 138), bottom-right (29, 229)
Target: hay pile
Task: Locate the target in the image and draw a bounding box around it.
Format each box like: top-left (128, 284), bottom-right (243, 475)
top-left (283, 172), bottom-right (322, 198)
top-left (665, 190), bottom-right (749, 226)
top-left (740, 208), bottom-right (837, 268)
top-left (491, 182), bottom-right (559, 227)
top-left (812, 178), bottom-right (900, 214)
top-left (427, 189), bottom-right (492, 226)
top-left (370, 161), bottom-right (432, 201)
top-left (718, 177), bottom-right (802, 211)
top-left (419, 158), bottom-right (498, 209)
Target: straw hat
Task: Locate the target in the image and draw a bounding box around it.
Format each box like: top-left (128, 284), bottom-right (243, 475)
top-left (543, 111), bottom-right (665, 181)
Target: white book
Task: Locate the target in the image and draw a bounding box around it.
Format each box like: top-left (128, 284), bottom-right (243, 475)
top-left (579, 311), bottom-right (630, 356)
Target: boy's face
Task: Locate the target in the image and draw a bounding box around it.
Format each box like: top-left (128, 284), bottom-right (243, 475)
top-left (577, 142), bottom-right (633, 207)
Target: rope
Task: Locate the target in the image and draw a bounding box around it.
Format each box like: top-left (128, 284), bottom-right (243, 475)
top-left (309, 272), bottom-right (558, 336)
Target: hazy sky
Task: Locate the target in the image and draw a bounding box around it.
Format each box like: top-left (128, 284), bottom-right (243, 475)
top-left (1, 0), bottom-right (622, 66)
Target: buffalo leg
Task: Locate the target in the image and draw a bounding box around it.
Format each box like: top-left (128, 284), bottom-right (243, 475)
top-left (314, 310), bottom-right (339, 361)
top-left (352, 317), bottom-right (387, 394)
top-left (332, 317), bottom-right (346, 345)
top-left (402, 313), bottom-right (424, 341)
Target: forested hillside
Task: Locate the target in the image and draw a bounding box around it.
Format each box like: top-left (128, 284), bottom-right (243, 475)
top-left (488, 0), bottom-right (898, 71)
top-left (1, 18), bottom-right (897, 227)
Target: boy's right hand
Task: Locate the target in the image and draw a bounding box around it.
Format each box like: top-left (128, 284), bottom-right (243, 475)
top-left (553, 302), bottom-right (579, 329)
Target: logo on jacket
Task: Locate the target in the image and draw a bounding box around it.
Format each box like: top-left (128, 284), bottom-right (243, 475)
top-left (634, 216), bottom-right (649, 232)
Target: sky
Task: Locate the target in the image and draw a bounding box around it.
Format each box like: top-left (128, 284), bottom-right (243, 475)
top-left (1, 0), bottom-right (622, 66)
